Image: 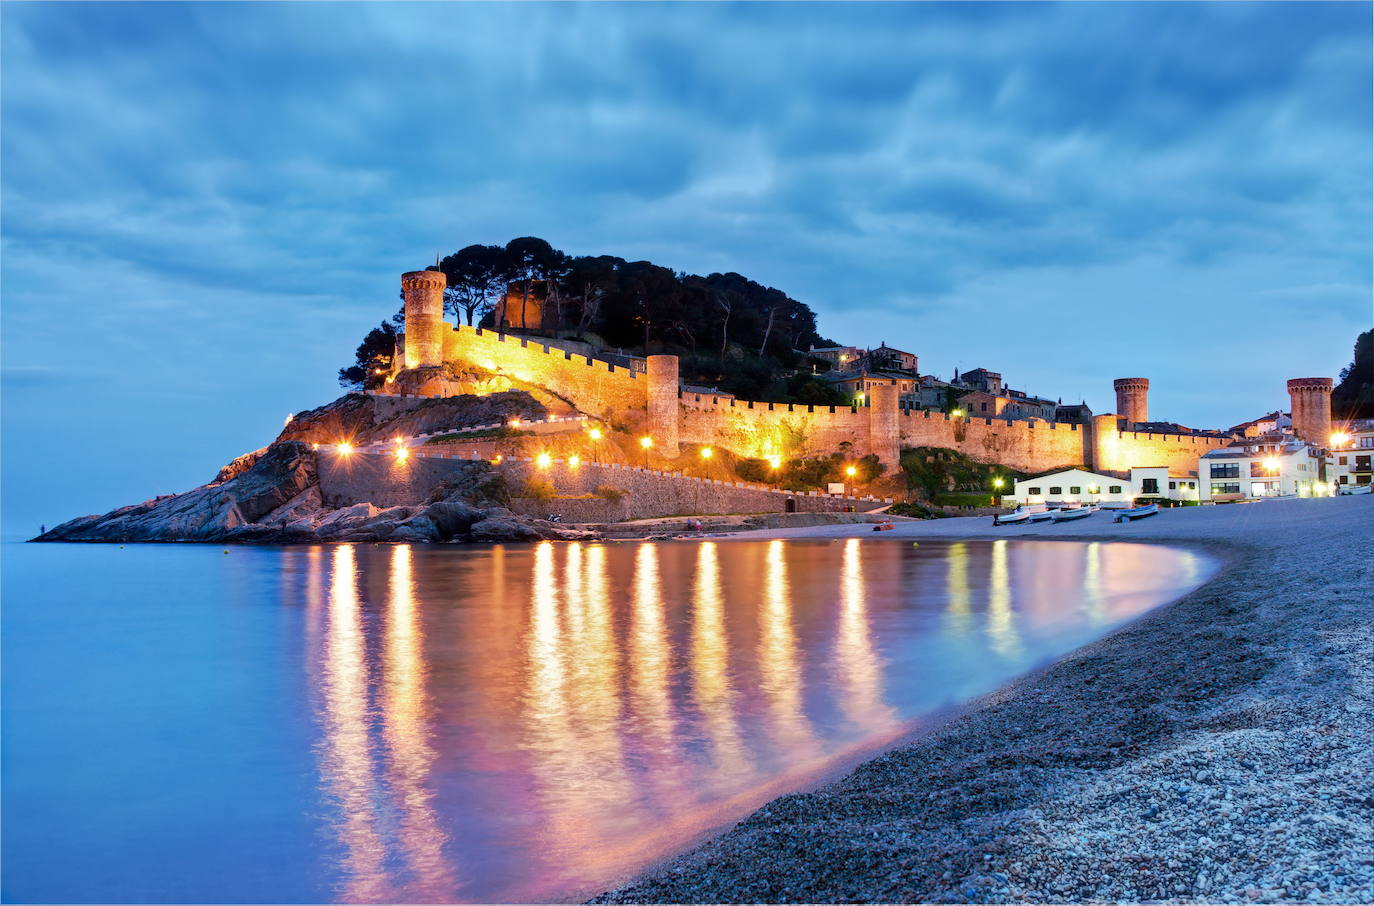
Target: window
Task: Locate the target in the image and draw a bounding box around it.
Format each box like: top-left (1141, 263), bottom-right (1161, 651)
top-left (1298, 463), bottom-right (1307, 472)
top-left (1168, 481), bottom-right (1176, 490)
top-left (1357, 456), bottom-right (1372, 470)
top-left (1250, 462), bottom-right (1272, 477)
top-left (1028, 487), bottom-right (1041, 495)
top-left (1211, 482), bottom-right (1241, 496)
top-left (1141, 478), bottom-right (1159, 494)
top-left (980, 402), bottom-right (988, 412)
top-left (1049, 486), bottom-right (1062, 495)
top-left (1251, 481), bottom-right (1276, 497)
top-left (1109, 485), bottom-right (1122, 493)
top-left (1069, 486), bottom-right (1081, 494)
top-left (1211, 463), bottom-right (1240, 479)
top-left (1339, 475), bottom-right (1349, 484)
top-left (1339, 456), bottom-right (1348, 465)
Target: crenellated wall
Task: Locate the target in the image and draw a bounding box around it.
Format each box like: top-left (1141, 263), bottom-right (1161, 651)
top-left (410, 320), bottom-right (1234, 479)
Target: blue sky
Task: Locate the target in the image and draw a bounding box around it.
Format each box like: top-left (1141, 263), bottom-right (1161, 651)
top-left (2, 2), bottom-right (1370, 534)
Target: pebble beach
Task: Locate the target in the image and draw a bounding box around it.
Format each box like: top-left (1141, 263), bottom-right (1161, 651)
top-left (597, 496), bottom-right (1374, 903)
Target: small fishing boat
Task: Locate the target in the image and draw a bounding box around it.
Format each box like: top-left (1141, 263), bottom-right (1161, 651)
top-left (872, 521), bottom-right (895, 532)
top-left (1051, 506), bottom-right (1095, 523)
top-left (1113, 503), bottom-right (1159, 523)
top-left (993, 509), bottom-right (1031, 526)
top-left (1026, 509), bottom-right (1055, 523)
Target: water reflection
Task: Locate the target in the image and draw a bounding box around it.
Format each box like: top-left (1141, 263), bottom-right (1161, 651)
top-left (306, 539), bottom-right (1212, 903)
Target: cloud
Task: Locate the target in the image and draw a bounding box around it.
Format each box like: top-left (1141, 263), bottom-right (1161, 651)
top-left (1, 1), bottom-right (1370, 530)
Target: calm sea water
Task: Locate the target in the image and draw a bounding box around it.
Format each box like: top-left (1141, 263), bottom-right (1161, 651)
top-left (2, 538), bottom-right (1213, 903)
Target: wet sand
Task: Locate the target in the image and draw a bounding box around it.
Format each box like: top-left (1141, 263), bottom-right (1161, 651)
top-left (596, 496), bottom-right (1374, 903)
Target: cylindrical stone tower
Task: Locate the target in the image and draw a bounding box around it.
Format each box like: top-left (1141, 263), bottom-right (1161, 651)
top-left (401, 269), bottom-right (446, 369)
top-left (1090, 413), bottom-right (1122, 473)
top-left (1113, 377), bottom-right (1149, 428)
top-left (1287, 377), bottom-right (1333, 445)
top-left (646, 354), bottom-right (680, 457)
top-left (867, 380), bottom-right (900, 469)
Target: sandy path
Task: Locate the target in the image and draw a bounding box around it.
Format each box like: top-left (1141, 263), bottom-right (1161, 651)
top-left (596, 496), bottom-right (1374, 903)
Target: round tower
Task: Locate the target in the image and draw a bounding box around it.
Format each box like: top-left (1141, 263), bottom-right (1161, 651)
top-left (646, 354), bottom-right (680, 457)
top-left (1113, 377), bottom-right (1149, 428)
top-left (867, 380), bottom-right (901, 469)
top-left (1287, 377), bottom-right (1332, 445)
top-left (401, 269), bottom-right (446, 369)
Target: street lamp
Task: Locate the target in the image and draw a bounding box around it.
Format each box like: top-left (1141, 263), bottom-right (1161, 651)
top-left (993, 477), bottom-right (1005, 489)
top-left (588, 427), bottom-right (603, 441)
top-left (1330, 431), bottom-right (1351, 448)
top-left (337, 442), bottom-right (354, 456)
top-left (536, 452), bottom-right (552, 469)
top-left (640, 435), bottom-right (653, 468)
top-left (700, 447), bottom-right (713, 460)
top-left (952, 408), bottom-right (964, 418)
top-left (845, 465), bottom-right (857, 477)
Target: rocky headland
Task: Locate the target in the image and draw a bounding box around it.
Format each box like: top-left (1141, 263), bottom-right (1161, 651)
top-left (34, 390), bottom-right (592, 544)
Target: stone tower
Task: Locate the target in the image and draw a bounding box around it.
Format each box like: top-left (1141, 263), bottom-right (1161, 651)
top-left (401, 269), bottom-right (446, 369)
top-left (1113, 377), bottom-right (1149, 428)
top-left (1287, 377), bottom-right (1333, 445)
top-left (646, 354), bottom-right (680, 457)
top-left (867, 380), bottom-right (900, 469)
top-left (1090, 413), bottom-right (1123, 473)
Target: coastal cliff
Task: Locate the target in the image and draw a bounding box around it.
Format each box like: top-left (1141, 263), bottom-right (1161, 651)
top-left (33, 391), bottom-right (589, 545)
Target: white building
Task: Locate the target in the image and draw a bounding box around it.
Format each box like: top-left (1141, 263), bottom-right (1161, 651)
top-left (1327, 418), bottom-right (1374, 490)
top-left (1006, 466), bottom-right (1196, 507)
top-left (1198, 437), bottom-right (1326, 501)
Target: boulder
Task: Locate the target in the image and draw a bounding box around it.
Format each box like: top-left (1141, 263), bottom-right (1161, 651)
top-left (468, 515), bottom-right (545, 543)
top-left (423, 500), bottom-right (486, 539)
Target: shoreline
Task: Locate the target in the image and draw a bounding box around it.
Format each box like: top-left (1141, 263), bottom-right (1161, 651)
top-left (595, 497), bottom-right (1374, 903)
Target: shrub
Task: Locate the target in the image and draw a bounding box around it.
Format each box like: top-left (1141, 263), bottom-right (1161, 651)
top-left (424, 426), bottom-right (530, 444)
top-left (887, 501), bottom-right (949, 519)
top-left (932, 492), bottom-right (998, 508)
top-left (522, 477), bottom-right (557, 500)
top-left (594, 484), bottom-right (628, 502)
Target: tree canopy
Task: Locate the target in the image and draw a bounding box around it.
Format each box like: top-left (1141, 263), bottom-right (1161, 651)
top-left (1332, 328), bottom-right (1374, 420)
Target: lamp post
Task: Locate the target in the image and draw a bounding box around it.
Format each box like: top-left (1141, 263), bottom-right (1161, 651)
top-left (640, 435), bottom-right (653, 468)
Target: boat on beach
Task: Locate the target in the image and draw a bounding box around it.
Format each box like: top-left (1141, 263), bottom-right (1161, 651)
top-left (1114, 503), bottom-right (1159, 522)
top-left (1026, 508), bottom-right (1055, 523)
top-left (993, 509), bottom-right (1031, 526)
top-left (1051, 505), bottom-right (1096, 523)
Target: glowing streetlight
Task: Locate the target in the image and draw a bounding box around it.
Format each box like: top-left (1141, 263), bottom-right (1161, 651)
top-left (569, 454), bottom-right (581, 468)
top-left (394, 446), bottom-right (409, 462)
top-left (952, 408), bottom-right (964, 418)
top-left (1262, 456), bottom-right (1280, 473)
top-left (700, 447), bottom-right (714, 459)
top-left (509, 418), bottom-right (522, 427)
top-left (845, 465), bottom-right (857, 477)
top-left (311, 442), bottom-right (320, 451)
top-left (536, 452), bottom-right (552, 469)
top-left (640, 436), bottom-right (653, 450)
top-left (993, 477), bottom-right (1005, 489)
top-left (588, 427), bottom-right (603, 441)
top-left (337, 442), bottom-right (354, 456)
top-left (1330, 432), bottom-right (1351, 447)
top-left (768, 455), bottom-right (782, 471)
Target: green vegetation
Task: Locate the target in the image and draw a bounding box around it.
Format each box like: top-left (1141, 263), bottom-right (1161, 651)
top-left (1333, 328), bottom-right (1373, 420)
top-left (900, 446), bottom-right (1025, 499)
top-left (594, 484), bottom-right (628, 501)
top-left (932, 492), bottom-right (999, 508)
top-left (735, 452), bottom-right (884, 491)
top-left (887, 501), bottom-right (950, 519)
top-left (520, 477), bottom-right (556, 500)
top-left (423, 426), bottom-right (530, 444)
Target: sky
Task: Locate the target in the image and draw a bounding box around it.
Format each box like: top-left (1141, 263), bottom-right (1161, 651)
top-left (2, 1), bottom-right (1371, 535)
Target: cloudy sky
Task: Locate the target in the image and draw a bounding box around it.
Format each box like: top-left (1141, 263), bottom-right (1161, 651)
top-left (2, 2), bottom-right (1370, 534)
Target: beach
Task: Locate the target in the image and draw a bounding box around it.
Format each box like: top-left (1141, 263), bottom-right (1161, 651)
top-left (597, 496), bottom-right (1374, 903)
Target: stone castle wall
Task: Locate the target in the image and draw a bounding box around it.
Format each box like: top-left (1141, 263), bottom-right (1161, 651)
top-left (423, 322), bottom-right (1233, 478)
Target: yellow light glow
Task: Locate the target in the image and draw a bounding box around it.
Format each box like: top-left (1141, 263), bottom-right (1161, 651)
top-left (510, 418), bottom-right (522, 427)
top-left (311, 442), bottom-right (320, 450)
top-left (337, 442), bottom-right (354, 456)
top-left (1086, 483), bottom-right (1097, 493)
top-left (952, 409), bottom-right (964, 418)
top-left (588, 428), bottom-right (603, 441)
top-left (639, 436), bottom-right (653, 449)
top-left (568, 454), bottom-right (581, 468)
top-left (768, 456), bottom-right (782, 470)
top-left (492, 454), bottom-right (503, 464)
top-left (1263, 457), bottom-right (1280, 472)
top-left (845, 465), bottom-right (857, 477)
top-left (1330, 432), bottom-right (1351, 447)
top-left (536, 453), bottom-right (552, 469)
top-left (994, 477), bottom-right (1006, 488)
top-left (394, 447), bottom-right (409, 462)
top-left (700, 447), bottom-right (714, 459)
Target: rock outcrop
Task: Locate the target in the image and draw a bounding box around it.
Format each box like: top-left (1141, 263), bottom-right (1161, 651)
top-left (277, 390), bottom-right (545, 447)
top-left (35, 421), bottom-right (595, 545)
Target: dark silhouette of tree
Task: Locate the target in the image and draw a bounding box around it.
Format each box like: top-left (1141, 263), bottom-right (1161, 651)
top-left (439, 245), bottom-right (507, 326)
top-left (338, 321), bottom-right (398, 390)
top-left (503, 237), bottom-right (562, 331)
top-left (563, 255), bottom-right (622, 340)
top-left (1333, 328), bottom-right (1374, 419)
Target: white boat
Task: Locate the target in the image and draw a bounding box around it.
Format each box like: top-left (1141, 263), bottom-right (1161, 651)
top-left (1114, 503), bottom-right (1159, 522)
top-left (1026, 509), bottom-right (1055, 523)
top-left (1052, 506), bottom-right (1095, 523)
top-left (993, 509), bottom-right (1031, 525)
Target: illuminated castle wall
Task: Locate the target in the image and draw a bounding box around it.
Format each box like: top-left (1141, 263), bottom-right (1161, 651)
top-left (388, 269), bottom-right (1308, 477)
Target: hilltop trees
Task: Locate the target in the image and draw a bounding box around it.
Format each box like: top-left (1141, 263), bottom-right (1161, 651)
top-left (338, 321), bottom-right (399, 390)
top-left (347, 236), bottom-right (841, 402)
top-left (1332, 328), bottom-right (1373, 420)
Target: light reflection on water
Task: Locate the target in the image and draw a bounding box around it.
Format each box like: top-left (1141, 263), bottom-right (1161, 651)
top-left (0, 537), bottom-right (1213, 904)
top-left (303, 538), bottom-right (1210, 903)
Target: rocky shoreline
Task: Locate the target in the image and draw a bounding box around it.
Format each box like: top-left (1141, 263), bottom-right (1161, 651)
top-left (596, 497), bottom-right (1374, 904)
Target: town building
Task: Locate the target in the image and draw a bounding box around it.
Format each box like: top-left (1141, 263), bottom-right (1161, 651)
top-left (1327, 418), bottom-right (1374, 489)
top-left (807, 344), bottom-right (862, 371)
top-left (1005, 466), bottom-right (1197, 507)
top-left (1198, 436), bottom-right (1326, 501)
top-left (1054, 401), bottom-right (1094, 424)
